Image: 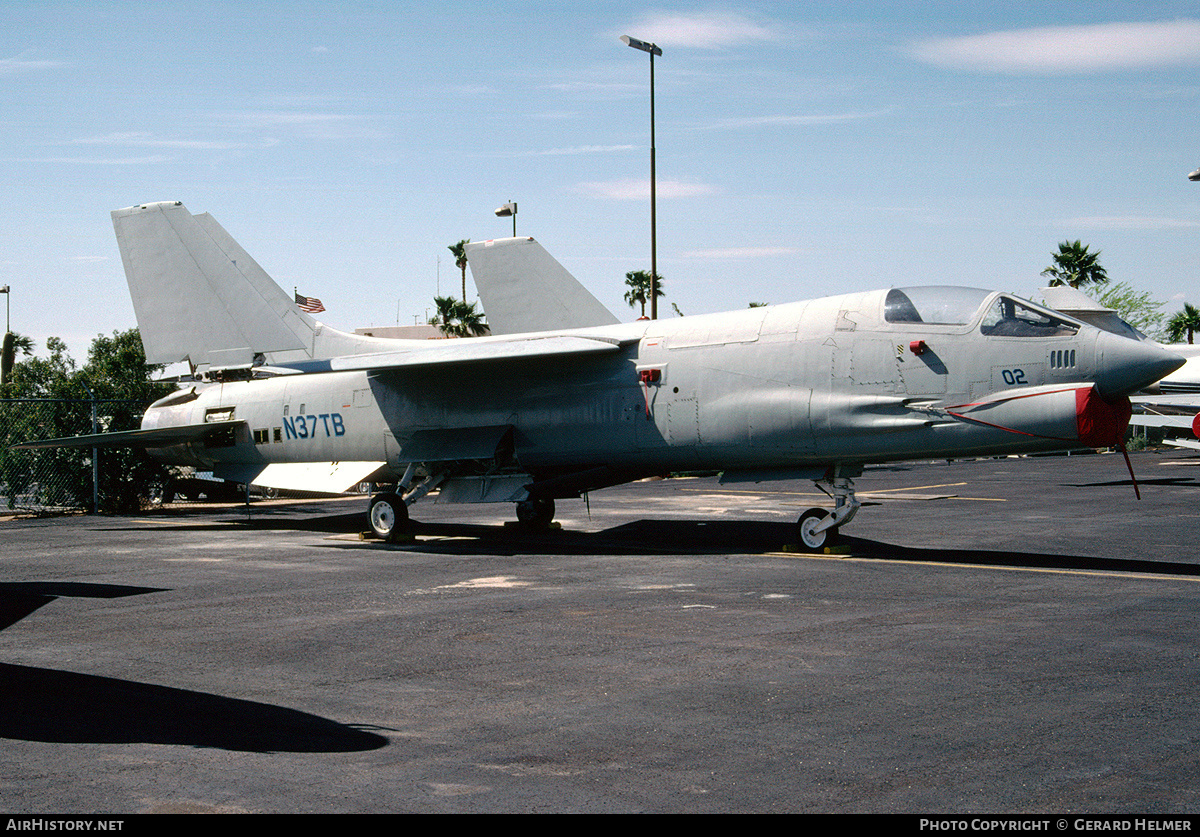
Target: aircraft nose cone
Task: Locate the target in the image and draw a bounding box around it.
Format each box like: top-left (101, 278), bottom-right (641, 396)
top-left (1094, 331), bottom-right (1185, 397)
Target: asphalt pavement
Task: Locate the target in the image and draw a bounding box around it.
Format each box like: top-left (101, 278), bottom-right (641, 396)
top-left (2, 448), bottom-right (1200, 813)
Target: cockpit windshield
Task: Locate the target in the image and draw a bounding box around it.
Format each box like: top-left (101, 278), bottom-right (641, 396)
top-left (885, 287), bottom-right (1081, 338)
top-left (979, 296), bottom-right (1079, 338)
top-left (884, 287), bottom-right (993, 325)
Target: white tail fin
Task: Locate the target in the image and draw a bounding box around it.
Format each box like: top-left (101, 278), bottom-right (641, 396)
top-left (112, 201), bottom-right (391, 372)
top-left (466, 237), bottom-right (619, 335)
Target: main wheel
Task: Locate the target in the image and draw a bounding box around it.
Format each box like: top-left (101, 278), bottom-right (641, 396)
top-left (515, 497), bottom-right (555, 529)
top-left (797, 507), bottom-right (838, 552)
top-left (369, 492), bottom-right (410, 542)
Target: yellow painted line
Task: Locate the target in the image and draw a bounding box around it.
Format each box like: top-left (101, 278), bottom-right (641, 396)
top-left (677, 487), bottom-right (824, 496)
top-left (678, 482), bottom-right (1005, 502)
top-left (143, 518), bottom-right (236, 525)
top-left (861, 482), bottom-right (967, 493)
top-left (767, 552), bottom-right (1200, 582)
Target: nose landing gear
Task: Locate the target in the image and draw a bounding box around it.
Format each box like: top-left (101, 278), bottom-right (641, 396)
top-left (795, 468), bottom-right (860, 552)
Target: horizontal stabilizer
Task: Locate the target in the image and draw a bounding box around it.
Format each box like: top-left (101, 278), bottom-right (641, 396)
top-left (12, 420), bottom-right (244, 451)
top-left (466, 237), bottom-right (620, 335)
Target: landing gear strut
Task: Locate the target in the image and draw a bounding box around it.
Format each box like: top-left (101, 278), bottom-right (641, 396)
top-left (795, 467), bottom-right (861, 552)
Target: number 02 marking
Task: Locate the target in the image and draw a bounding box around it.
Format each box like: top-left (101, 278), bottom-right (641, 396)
top-left (1001, 369), bottom-right (1027, 385)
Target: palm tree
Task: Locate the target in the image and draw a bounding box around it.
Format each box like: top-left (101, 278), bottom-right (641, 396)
top-left (1167, 303), bottom-right (1200, 344)
top-left (448, 240), bottom-right (470, 302)
top-left (428, 295), bottom-right (487, 337)
top-left (6, 332), bottom-right (34, 356)
top-left (1, 331), bottom-right (33, 384)
top-left (624, 270), bottom-right (665, 318)
top-left (1041, 240), bottom-right (1109, 289)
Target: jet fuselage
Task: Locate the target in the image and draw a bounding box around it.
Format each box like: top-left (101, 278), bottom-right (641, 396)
top-left (140, 285), bottom-right (1179, 498)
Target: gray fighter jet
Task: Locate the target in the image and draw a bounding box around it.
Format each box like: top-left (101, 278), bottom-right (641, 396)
top-left (16, 202), bottom-right (1184, 549)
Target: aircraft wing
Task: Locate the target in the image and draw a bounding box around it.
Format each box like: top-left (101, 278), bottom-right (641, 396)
top-left (277, 333), bottom-right (629, 374)
top-left (11, 420), bottom-right (245, 451)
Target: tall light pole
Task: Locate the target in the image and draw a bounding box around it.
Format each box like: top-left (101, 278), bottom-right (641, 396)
top-left (621, 34), bottom-right (662, 319)
top-left (0, 285), bottom-right (8, 333)
top-left (495, 201), bottom-right (517, 236)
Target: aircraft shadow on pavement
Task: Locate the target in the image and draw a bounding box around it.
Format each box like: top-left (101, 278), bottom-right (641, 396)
top-left (340, 518), bottom-right (1200, 577)
top-left (835, 537), bottom-right (1200, 577)
top-left (0, 581), bottom-right (167, 632)
top-left (99, 508), bottom-right (1200, 577)
top-left (1062, 476), bottom-right (1200, 489)
top-left (0, 662), bottom-right (390, 753)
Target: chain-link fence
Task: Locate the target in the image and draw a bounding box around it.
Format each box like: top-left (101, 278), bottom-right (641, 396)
top-left (0, 397), bottom-right (165, 514)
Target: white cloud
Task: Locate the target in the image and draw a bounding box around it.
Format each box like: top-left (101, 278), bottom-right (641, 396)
top-left (704, 110), bottom-right (888, 130)
top-left (618, 11), bottom-right (780, 50)
top-left (910, 19), bottom-right (1200, 74)
top-left (1059, 215), bottom-right (1200, 230)
top-left (524, 144), bottom-right (637, 156)
top-left (682, 247), bottom-right (800, 259)
top-left (0, 50), bottom-right (66, 75)
top-left (72, 132), bottom-right (259, 150)
top-left (6, 155), bottom-right (172, 165)
top-left (578, 179), bottom-right (717, 200)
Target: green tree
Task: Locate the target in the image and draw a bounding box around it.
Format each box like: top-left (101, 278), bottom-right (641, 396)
top-left (428, 295), bottom-right (487, 337)
top-left (1041, 240), bottom-right (1109, 289)
top-left (0, 329), bottom-right (175, 512)
top-left (1167, 303), bottom-right (1200, 344)
top-left (624, 270), bottom-right (665, 318)
top-left (1094, 282), bottom-right (1167, 342)
top-left (448, 239), bottom-right (470, 302)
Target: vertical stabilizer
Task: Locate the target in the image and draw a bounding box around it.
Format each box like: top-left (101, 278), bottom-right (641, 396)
top-left (112, 201), bottom-right (396, 371)
top-left (466, 237), bottom-right (619, 335)
top-left (113, 201), bottom-right (311, 369)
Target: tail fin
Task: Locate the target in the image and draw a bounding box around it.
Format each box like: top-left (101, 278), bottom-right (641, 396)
top-left (112, 201), bottom-right (391, 373)
top-left (466, 237), bottom-right (619, 335)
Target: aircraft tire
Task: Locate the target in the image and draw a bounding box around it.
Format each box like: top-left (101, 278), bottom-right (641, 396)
top-left (515, 498), bottom-right (555, 529)
top-left (369, 493), bottom-right (409, 542)
top-left (797, 508), bottom-right (838, 552)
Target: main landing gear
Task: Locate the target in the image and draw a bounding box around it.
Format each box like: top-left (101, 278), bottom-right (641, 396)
top-left (368, 492), bottom-right (409, 542)
top-left (796, 469), bottom-right (861, 552)
top-left (515, 497), bottom-right (555, 529)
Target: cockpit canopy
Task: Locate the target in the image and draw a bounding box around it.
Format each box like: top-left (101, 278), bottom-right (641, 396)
top-left (885, 287), bottom-right (1080, 337)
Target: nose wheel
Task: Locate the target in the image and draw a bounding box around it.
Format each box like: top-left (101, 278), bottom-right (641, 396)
top-left (797, 508), bottom-right (839, 551)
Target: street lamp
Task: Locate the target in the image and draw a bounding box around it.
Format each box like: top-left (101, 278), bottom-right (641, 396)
top-left (0, 285), bottom-right (8, 333)
top-left (621, 34), bottom-right (662, 319)
top-left (495, 201), bottom-right (517, 236)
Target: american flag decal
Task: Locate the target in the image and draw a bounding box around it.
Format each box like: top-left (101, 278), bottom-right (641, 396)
top-left (294, 292), bottom-right (325, 313)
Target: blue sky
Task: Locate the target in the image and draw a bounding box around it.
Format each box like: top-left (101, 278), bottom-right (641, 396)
top-left (4, 1), bottom-right (1200, 357)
